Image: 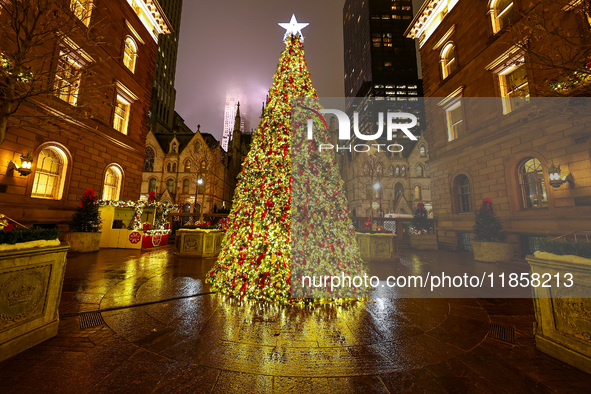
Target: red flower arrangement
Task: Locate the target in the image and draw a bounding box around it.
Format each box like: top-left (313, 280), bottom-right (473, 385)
top-left (148, 191), bottom-right (156, 203)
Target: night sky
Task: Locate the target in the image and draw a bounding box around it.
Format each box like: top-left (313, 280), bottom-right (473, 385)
top-left (175, 0), bottom-right (424, 142)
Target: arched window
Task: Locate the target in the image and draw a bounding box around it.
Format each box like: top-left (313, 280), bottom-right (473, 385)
top-left (416, 165), bottom-right (424, 177)
top-left (172, 162), bottom-right (177, 172)
top-left (456, 175), bottom-right (472, 213)
top-left (123, 36), bottom-right (138, 73)
top-left (440, 43), bottom-right (457, 79)
top-left (414, 185), bottom-right (422, 200)
top-left (519, 158), bottom-right (547, 208)
top-left (102, 165), bottom-right (122, 201)
top-left (419, 145), bottom-right (426, 157)
top-left (425, 164), bottom-right (431, 177)
top-left (31, 146), bottom-right (68, 200)
top-left (195, 141), bottom-right (201, 152)
top-left (201, 160), bottom-right (206, 170)
top-left (144, 147), bottom-right (155, 172)
top-left (389, 166), bottom-right (394, 176)
top-left (167, 179), bottom-right (175, 193)
top-left (395, 166), bottom-right (400, 177)
top-left (171, 142), bottom-right (177, 154)
top-left (184, 160), bottom-right (192, 172)
top-left (401, 166), bottom-right (406, 177)
top-left (167, 163), bottom-right (172, 173)
top-left (182, 179), bottom-right (190, 194)
top-left (394, 183), bottom-right (404, 198)
top-left (490, 0), bottom-right (515, 33)
top-left (148, 178), bottom-right (157, 193)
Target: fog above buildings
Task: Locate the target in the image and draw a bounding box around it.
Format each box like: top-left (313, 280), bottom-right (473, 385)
top-left (174, 0), bottom-right (425, 142)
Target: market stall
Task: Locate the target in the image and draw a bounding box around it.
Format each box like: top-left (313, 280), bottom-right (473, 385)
top-left (98, 200), bottom-right (177, 250)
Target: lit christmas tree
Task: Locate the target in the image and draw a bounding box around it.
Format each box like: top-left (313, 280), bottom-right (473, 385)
top-left (206, 15), bottom-right (366, 303)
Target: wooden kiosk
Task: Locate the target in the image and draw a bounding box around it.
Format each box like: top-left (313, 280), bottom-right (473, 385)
top-left (98, 200), bottom-right (177, 250)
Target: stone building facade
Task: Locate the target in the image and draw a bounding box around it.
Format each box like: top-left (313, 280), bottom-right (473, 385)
top-left (0, 0), bottom-right (171, 227)
top-left (141, 108), bottom-right (251, 215)
top-left (406, 0), bottom-right (591, 254)
top-left (337, 136), bottom-right (432, 219)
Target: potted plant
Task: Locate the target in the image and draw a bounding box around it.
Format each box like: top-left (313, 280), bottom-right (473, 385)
top-left (354, 216), bottom-right (397, 261)
top-left (472, 198), bottom-right (512, 262)
top-left (526, 238), bottom-right (591, 374)
top-left (409, 202), bottom-right (438, 250)
top-left (64, 189), bottom-right (102, 252)
top-left (175, 220), bottom-right (223, 257)
top-left (0, 214), bottom-right (69, 362)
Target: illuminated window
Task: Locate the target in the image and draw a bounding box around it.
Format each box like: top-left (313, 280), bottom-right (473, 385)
top-left (498, 61), bottom-right (530, 114)
top-left (71, 0), bottom-right (93, 26)
top-left (490, 0), bottom-right (515, 33)
top-left (401, 166), bottom-right (406, 177)
top-left (184, 160), bottom-right (192, 172)
top-left (54, 53), bottom-right (81, 106)
top-left (419, 146), bottom-right (426, 156)
top-left (456, 175), bottom-right (472, 213)
top-left (444, 98), bottom-right (465, 141)
top-left (144, 147), bottom-right (155, 171)
top-left (113, 95), bottom-right (130, 134)
top-left (416, 165), bottom-right (424, 177)
top-left (395, 166), bottom-right (400, 177)
top-left (183, 179), bottom-right (190, 194)
top-left (519, 158), bottom-right (548, 208)
top-left (384, 62), bottom-right (393, 67)
top-left (102, 165), bottom-right (122, 201)
top-left (414, 185), bottom-right (422, 200)
top-left (441, 42), bottom-right (457, 79)
top-left (31, 147), bottom-right (68, 200)
top-left (148, 178), bottom-right (157, 193)
top-left (123, 36), bottom-right (138, 73)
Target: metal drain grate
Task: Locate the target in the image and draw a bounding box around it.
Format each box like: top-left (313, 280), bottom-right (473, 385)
top-left (489, 323), bottom-right (515, 344)
top-left (79, 312), bottom-right (106, 329)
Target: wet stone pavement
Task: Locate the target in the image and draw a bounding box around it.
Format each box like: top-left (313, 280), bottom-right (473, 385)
top-left (1, 246), bottom-right (591, 393)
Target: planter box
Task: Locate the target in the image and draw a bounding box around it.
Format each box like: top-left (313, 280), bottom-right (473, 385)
top-left (526, 252), bottom-right (591, 375)
top-left (409, 234), bottom-right (438, 250)
top-left (472, 240), bottom-right (512, 262)
top-left (355, 233), bottom-right (397, 262)
top-left (0, 242), bottom-right (69, 362)
top-left (175, 229), bottom-right (223, 258)
top-left (64, 232), bottom-right (101, 253)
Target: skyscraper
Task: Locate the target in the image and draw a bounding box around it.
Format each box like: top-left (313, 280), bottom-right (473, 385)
top-left (150, 0), bottom-right (183, 134)
top-left (343, 0), bottom-right (422, 100)
top-left (221, 88), bottom-right (245, 152)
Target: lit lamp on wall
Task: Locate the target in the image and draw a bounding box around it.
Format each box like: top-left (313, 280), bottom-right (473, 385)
top-left (548, 161), bottom-right (574, 188)
top-left (7, 151), bottom-right (34, 177)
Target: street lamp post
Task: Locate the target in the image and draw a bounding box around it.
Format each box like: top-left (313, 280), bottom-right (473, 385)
top-left (197, 177), bottom-right (204, 222)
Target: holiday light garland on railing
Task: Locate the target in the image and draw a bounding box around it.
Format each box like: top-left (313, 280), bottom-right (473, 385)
top-left (98, 200), bottom-right (178, 234)
top-left (549, 56), bottom-right (591, 92)
top-left (1, 51), bottom-right (34, 83)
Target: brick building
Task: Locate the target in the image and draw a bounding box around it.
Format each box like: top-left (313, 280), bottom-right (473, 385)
top-left (406, 0), bottom-right (591, 254)
top-left (0, 0), bottom-right (171, 227)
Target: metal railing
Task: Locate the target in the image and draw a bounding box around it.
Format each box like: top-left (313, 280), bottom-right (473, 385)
top-left (549, 231), bottom-right (591, 243)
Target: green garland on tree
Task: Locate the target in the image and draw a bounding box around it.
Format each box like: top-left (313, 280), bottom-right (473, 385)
top-left (473, 198), bottom-right (506, 242)
top-left (70, 189), bottom-right (102, 233)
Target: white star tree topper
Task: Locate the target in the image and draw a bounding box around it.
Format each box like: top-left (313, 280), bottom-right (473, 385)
top-left (278, 14), bottom-right (309, 42)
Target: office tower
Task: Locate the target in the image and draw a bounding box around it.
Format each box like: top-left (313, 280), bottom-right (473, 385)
top-left (150, 0), bottom-right (183, 133)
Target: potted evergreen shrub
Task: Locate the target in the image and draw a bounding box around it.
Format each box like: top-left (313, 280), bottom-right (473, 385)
top-left (472, 198), bottom-right (512, 262)
top-left (64, 189), bottom-right (102, 252)
top-left (409, 202), bottom-right (437, 250)
top-left (526, 237), bottom-right (591, 374)
top-left (0, 214), bottom-right (69, 362)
